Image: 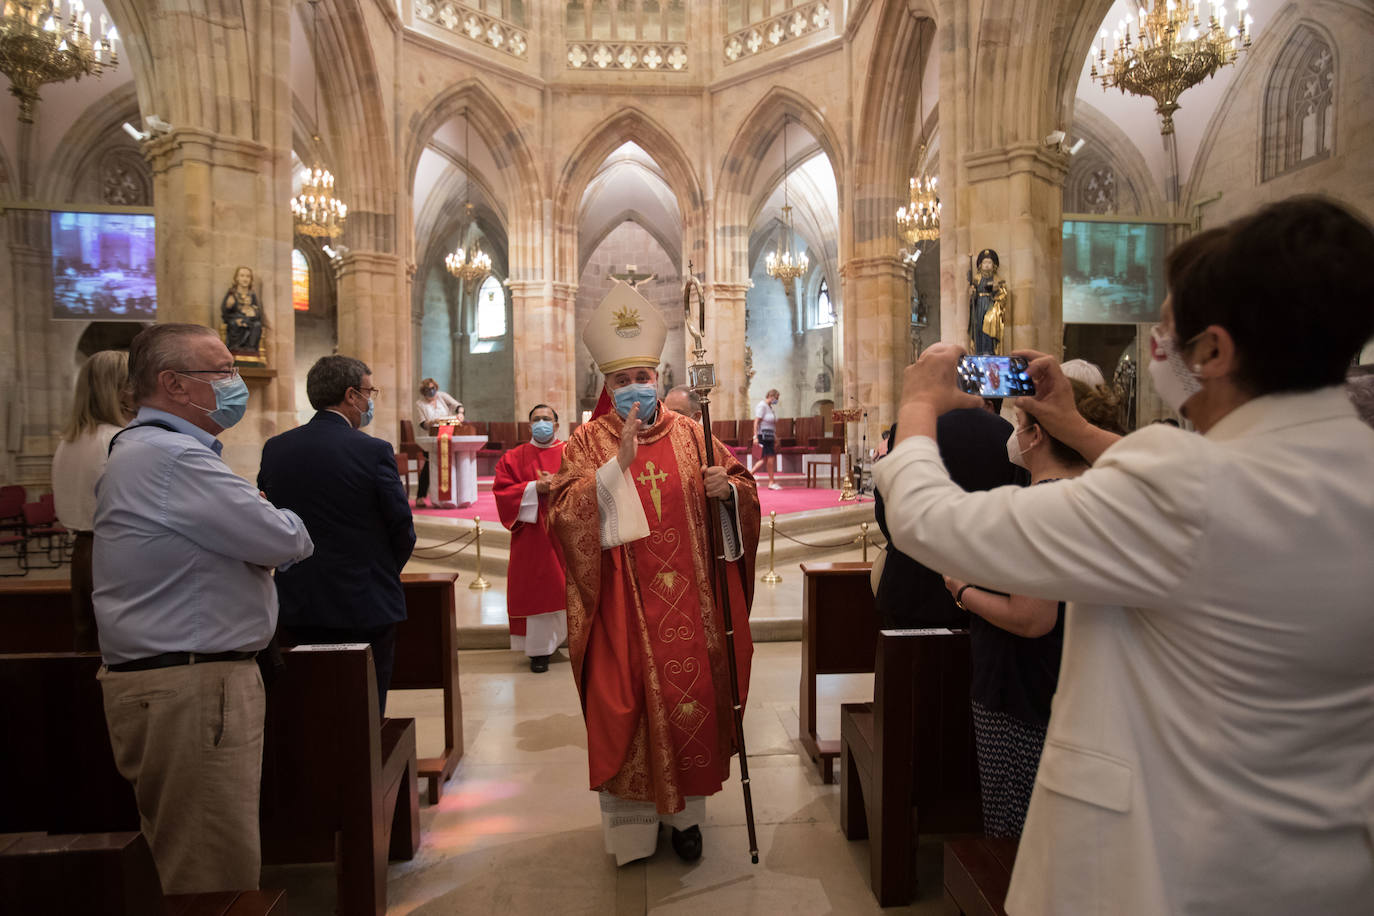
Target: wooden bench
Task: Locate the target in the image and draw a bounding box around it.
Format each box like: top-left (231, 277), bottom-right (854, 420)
top-left (839, 629), bottom-right (982, 906)
top-left (0, 831), bottom-right (286, 915)
top-left (260, 646), bottom-right (419, 916)
top-left (944, 836), bottom-right (1018, 916)
top-left (0, 579), bottom-right (74, 651)
top-left (799, 561), bottom-right (881, 783)
top-left (395, 572), bottom-right (464, 803)
top-left (0, 648), bottom-right (419, 916)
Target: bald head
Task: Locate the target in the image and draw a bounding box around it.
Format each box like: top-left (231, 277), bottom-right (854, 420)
top-left (664, 385), bottom-right (702, 422)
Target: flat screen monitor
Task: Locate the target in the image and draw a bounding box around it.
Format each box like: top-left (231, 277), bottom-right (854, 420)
top-left (51, 210), bottom-right (156, 321)
top-left (1062, 219), bottom-right (1166, 325)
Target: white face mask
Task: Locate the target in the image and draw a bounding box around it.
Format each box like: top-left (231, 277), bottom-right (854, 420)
top-left (1147, 324), bottom-right (1204, 414)
top-left (1006, 426), bottom-right (1031, 469)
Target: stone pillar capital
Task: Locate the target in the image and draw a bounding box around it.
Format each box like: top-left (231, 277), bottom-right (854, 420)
top-left (336, 249), bottom-right (403, 280)
top-left (964, 143), bottom-right (1072, 187)
top-left (143, 128), bottom-right (270, 176)
top-left (839, 255), bottom-right (909, 282)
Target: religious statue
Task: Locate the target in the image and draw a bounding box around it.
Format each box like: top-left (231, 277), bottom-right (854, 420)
top-left (967, 249), bottom-right (1010, 355)
top-left (583, 360), bottom-right (600, 400)
top-left (221, 266), bottom-right (265, 360)
top-left (660, 361), bottom-right (675, 395)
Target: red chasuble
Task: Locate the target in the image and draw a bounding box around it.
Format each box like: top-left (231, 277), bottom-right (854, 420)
top-left (548, 409), bottom-right (760, 814)
top-left (493, 440), bottom-right (568, 635)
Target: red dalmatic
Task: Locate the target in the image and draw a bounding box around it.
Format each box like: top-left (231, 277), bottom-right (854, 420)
top-left (493, 440), bottom-right (567, 635)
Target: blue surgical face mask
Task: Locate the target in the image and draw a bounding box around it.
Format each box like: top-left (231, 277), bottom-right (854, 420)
top-left (358, 397), bottom-right (374, 429)
top-left (531, 419), bottom-right (555, 443)
top-left (612, 382), bottom-right (658, 420)
top-left (183, 373), bottom-right (249, 429)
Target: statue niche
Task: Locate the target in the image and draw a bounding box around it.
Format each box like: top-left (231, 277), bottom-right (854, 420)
top-left (221, 265), bottom-right (266, 364)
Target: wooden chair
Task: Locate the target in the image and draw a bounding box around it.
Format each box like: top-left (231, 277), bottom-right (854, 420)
top-left (394, 452), bottom-right (417, 495)
top-left (840, 629), bottom-right (982, 906)
top-left (798, 562), bottom-right (881, 783)
top-left (397, 420), bottom-right (425, 468)
top-left (944, 836), bottom-right (1018, 916)
top-left (0, 484), bottom-right (26, 532)
top-left (805, 445), bottom-right (843, 489)
top-left (395, 573), bottom-right (464, 803)
top-left (0, 831), bottom-right (287, 915)
top-left (516, 420), bottom-right (531, 443)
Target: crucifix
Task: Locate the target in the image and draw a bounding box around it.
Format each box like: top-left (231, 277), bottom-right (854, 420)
top-left (610, 264), bottom-right (656, 288)
top-left (635, 460), bottom-right (668, 522)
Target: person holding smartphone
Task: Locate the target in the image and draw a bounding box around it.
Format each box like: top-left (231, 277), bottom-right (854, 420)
top-left (940, 379), bottom-right (1124, 838)
top-left (875, 197), bottom-right (1374, 915)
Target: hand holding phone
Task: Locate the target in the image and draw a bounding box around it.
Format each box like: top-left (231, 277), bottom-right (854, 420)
top-left (957, 355), bottom-right (1036, 398)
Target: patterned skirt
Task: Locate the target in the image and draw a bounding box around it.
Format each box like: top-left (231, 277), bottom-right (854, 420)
top-left (970, 699), bottom-right (1048, 838)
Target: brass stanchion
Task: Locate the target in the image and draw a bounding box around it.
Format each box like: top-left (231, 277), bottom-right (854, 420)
top-left (859, 521), bottom-right (870, 563)
top-left (468, 515), bottom-right (491, 590)
top-left (761, 510), bottom-right (782, 584)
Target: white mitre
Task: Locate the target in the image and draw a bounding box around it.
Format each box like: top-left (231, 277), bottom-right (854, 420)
top-left (582, 280), bottom-right (667, 373)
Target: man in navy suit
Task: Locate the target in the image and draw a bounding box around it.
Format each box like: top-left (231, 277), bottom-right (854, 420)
top-left (258, 355), bottom-right (415, 713)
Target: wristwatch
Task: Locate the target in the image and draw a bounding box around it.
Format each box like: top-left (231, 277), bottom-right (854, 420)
top-left (954, 584), bottom-right (974, 610)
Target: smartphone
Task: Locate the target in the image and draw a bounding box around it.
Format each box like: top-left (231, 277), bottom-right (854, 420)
top-left (957, 355), bottom-right (1036, 397)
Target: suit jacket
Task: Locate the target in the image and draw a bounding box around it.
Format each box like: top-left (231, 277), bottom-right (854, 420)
top-left (873, 410), bottom-right (1024, 629)
top-left (874, 388), bottom-right (1374, 914)
top-left (259, 411), bottom-right (415, 630)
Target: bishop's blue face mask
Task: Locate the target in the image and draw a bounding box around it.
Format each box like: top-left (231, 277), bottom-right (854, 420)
top-left (183, 373), bottom-right (249, 429)
top-left (531, 419), bottom-right (555, 443)
top-left (612, 383), bottom-right (658, 421)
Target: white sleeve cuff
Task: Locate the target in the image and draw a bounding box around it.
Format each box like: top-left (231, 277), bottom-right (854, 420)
top-left (596, 456), bottom-right (650, 548)
top-left (518, 480), bottom-right (540, 523)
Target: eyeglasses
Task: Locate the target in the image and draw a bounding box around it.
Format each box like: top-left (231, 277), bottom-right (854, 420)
top-left (176, 367), bottom-right (240, 381)
top-left (356, 386), bottom-right (382, 398)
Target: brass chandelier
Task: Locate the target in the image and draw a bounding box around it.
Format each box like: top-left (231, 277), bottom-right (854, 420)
top-left (765, 116), bottom-right (808, 282)
top-left (1091, 0), bottom-right (1252, 135)
top-left (444, 113), bottom-right (491, 284)
top-left (0, 0), bottom-right (118, 124)
top-left (897, 144), bottom-right (940, 263)
top-left (291, 0), bottom-right (347, 239)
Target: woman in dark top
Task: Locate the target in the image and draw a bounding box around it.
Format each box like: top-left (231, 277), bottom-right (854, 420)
top-left (941, 379), bottom-right (1123, 836)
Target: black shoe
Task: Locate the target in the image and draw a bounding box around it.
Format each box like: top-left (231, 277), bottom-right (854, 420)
top-left (670, 825), bottom-right (702, 862)
top-left (529, 654), bottom-right (550, 673)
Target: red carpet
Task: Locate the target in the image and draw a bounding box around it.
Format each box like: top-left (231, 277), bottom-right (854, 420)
top-left (413, 477), bottom-right (869, 522)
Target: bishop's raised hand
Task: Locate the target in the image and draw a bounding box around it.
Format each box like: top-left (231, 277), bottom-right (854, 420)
top-left (617, 402), bottom-right (644, 471)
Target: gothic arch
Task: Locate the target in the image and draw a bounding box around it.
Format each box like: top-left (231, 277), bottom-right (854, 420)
top-left (551, 107), bottom-right (706, 285)
top-left (580, 209), bottom-right (682, 280)
top-left (1261, 20), bottom-right (1338, 181)
top-left (1065, 100), bottom-right (1164, 216)
top-left (403, 80), bottom-right (542, 278)
top-left (37, 83), bottom-right (149, 203)
top-left (714, 87), bottom-right (846, 284)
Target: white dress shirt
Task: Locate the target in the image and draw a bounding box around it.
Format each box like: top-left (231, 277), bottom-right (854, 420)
top-left (873, 387), bottom-right (1374, 915)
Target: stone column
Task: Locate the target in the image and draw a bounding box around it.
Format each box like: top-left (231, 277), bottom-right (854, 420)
top-left (705, 281), bottom-right (750, 421)
top-left (510, 279), bottom-right (578, 425)
top-left (337, 249), bottom-right (409, 448)
top-left (839, 255), bottom-right (910, 438)
top-left (961, 145), bottom-right (1070, 356)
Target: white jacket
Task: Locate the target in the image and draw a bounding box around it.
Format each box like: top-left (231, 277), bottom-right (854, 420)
top-left (873, 387), bottom-right (1374, 914)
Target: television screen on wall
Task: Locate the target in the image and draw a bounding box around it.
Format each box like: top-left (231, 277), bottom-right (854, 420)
top-left (1061, 219), bottom-right (1166, 325)
top-left (51, 211), bottom-right (156, 321)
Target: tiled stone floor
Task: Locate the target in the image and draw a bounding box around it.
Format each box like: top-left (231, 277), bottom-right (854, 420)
top-left (261, 643), bottom-right (949, 915)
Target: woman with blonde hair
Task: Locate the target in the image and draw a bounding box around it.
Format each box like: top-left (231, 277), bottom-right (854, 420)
top-left (52, 349), bottom-right (131, 649)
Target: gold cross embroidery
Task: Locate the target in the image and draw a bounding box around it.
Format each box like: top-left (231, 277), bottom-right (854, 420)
top-left (635, 460), bottom-right (669, 522)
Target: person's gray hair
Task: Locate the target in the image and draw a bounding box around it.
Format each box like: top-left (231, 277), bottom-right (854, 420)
top-left (1347, 373), bottom-right (1374, 428)
top-left (127, 323), bottom-right (219, 403)
top-left (668, 384), bottom-right (701, 417)
top-left (307, 355), bottom-right (371, 410)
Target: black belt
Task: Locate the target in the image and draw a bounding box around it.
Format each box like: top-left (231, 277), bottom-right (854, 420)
top-left (107, 650), bottom-right (258, 672)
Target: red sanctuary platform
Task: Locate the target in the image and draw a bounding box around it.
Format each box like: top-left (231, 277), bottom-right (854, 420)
top-left (413, 475), bottom-right (870, 521)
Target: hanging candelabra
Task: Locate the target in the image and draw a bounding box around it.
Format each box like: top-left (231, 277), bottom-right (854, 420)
top-left (291, 0), bottom-right (347, 239)
top-left (445, 113), bottom-right (491, 284)
top-left (765, 115), bottom-right (808, 282)
top-left (1091, 0), bottom-right (1253, 135)
top-left (896, 147), bottom-right (940, 264)
top-left (0, 0), bottom-right (119, 124)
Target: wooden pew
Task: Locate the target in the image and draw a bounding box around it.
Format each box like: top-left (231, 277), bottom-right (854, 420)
top-left (260, 646), bottom-right (419, 916)
top-left (839, 629), bottom-right (982, 907)
top-left (0, 648), bottom-right (419, 916)
top-left (944, 836), bottom-right (1018, 916)
top-left (395, 572), bottom-right (464, 803)
top-left (0, 831), bottom-right (286, 915)
top-left (799, 561), bottom-right (882, 783)
top-left (0, 579), bottom-right (74, 651)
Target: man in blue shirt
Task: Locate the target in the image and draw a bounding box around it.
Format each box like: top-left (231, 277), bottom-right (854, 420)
top-left (94, 323), bottom-right (314, 895)
top-left (258, 355), bottom-right (415, 713)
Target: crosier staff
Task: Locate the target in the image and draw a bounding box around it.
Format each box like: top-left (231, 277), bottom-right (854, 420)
top-left (683, 265), bottom-right (760, 865)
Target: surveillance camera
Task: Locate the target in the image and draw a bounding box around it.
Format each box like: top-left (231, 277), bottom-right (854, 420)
top-left (144, 115), bottom-right (173, 135)
top-left (122, 122), bottom-right (150, 142)
top-left (1068, 138), bottom-right (1086, 156)
top-left (1044, 130), bottom-right (1066, 148)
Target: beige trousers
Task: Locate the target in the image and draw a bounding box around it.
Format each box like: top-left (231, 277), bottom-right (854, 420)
top-left (98, 659), bottom-right (265, 894)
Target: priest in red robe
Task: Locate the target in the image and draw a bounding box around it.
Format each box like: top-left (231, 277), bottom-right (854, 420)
top-left (548, 281), bottom-right (760, 866)
top-left (494, 403), bottom-right (568, 673)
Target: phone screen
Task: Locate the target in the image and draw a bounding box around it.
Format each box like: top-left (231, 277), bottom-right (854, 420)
top-left (958, 356), bottom-right (1036, 397)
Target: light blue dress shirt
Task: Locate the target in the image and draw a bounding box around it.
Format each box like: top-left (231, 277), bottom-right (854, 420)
top-left (93, 407), bottom-right (315, 665)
